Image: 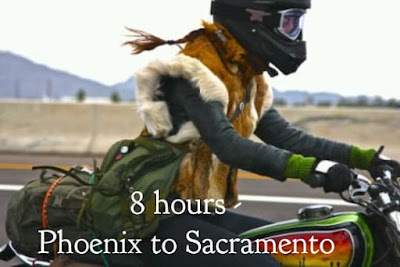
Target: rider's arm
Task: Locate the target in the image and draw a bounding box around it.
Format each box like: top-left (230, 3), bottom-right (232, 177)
top-left (161, 77), bottom-right (315, 181)
top-left (254, 107), bottom-right (377, 170)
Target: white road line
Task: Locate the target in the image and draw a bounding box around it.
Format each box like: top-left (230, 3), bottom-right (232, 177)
top-left (0, 184), bottom-right (356, 207)
top-left (0, 184), bottom-right (23, 191)
top-left (239, 194), bottom-right (356, 207)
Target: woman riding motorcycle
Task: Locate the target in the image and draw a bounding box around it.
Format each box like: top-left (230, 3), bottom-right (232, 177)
top-left (61, 0), bottom-right (400, 266)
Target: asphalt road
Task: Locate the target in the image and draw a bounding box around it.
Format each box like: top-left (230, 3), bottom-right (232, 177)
top-left (0, 154), bottom-right (362, 266)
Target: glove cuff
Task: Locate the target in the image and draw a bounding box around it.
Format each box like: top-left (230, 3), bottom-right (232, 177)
top-left (349, 146), bottom-right (376, 170)
top-left (284, 154), bottom-right (316, 181)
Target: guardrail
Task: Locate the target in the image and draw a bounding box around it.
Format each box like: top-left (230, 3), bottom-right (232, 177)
top-left (0, 101), bottom-right (142, 154)
top-left (1, 101), bottom-right (399, 156)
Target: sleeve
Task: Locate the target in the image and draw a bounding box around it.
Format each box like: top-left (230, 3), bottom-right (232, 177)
top-left (161, 77), bottom-right (312, 181)
top-left (254, 107), bottom-right (352, 165)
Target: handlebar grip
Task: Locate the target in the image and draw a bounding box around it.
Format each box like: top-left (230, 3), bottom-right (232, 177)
top-left (306, 173), bottom-right (326, 188)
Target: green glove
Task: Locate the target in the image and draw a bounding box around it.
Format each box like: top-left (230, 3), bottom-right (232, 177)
top-left (349, 146), bottom-right (377, 170)
top-left (284, 154), bottom-right (316, 181)
top-left (284, 154), bottom-right (354, 193)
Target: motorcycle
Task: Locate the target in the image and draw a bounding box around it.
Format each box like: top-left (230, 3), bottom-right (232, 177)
top-left (1, 167), bottom-right (399, 266)
top-left (239, 167), bottom-right (400, 266)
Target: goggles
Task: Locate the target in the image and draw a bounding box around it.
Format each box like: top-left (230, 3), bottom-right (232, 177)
top-left (211, 2), bottom-right (306, 41)
top-left (276, 9), bottom-right (306, 41)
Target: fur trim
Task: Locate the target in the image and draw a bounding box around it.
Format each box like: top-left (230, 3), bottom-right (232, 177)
top-left (248, 79), bottom-right (259, 132)
top-left (166, 121), bottom-right (200, 143)
top-left (261, 78), bottom-right (274, 114)
top-left (134, 54), bottom-right (229, 142)
top-left (136, 101), bottom-right (171, 138)
top-left (255, 74), bottom-right (274, 117)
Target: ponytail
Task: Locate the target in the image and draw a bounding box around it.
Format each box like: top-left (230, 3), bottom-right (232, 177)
top-left (124, 27), bottom-right (205, 54)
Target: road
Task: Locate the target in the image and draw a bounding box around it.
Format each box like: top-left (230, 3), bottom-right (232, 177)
top-left (0, 153), bottom-right (361, 266)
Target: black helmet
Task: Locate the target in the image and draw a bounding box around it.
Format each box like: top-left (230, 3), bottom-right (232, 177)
top-left (211, 0), bottom-right (311, 75)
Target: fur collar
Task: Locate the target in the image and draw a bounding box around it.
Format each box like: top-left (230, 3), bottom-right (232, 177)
top-left (134, 54), bottom-right (229, 143)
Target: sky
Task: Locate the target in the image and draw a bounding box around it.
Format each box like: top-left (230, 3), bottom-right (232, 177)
top-left (1, 0), bottom-right (400, 99)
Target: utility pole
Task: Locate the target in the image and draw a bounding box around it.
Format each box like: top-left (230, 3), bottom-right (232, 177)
top-left (14, 79), bottom-right (20, 99)
top-left (46, 79), bottom-right (53, 100)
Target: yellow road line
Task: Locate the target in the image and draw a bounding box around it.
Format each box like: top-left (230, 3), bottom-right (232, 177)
top-left (237, 172), bottom-right (270, 180)
top-left (237, 172), bottom-right (300, 182)
top-left (0, 162), bottom-right (299, 182)
top-left (0, 163), bottom-right (69, 171)
top-left (0, 163), bottom-right (34, 170)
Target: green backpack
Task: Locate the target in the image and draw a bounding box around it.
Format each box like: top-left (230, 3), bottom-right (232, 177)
top-left (5, 136), bottom-right (187, 257)
top-left (85, 136), bottom-right (187, 239)
top-left (6, 165), bottom-right (94, 258)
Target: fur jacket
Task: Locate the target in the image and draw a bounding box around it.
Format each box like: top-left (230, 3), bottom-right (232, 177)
top-left (134, 22), bottom-right (273, 207)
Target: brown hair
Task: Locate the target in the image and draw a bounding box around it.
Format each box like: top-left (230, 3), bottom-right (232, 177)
top-left (123, 27), bottom-right (205, 54)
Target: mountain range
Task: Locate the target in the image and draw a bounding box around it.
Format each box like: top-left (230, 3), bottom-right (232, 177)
top-left (273, 90), bottom-right (341, 106)
top-left (0, 51), bottom-right (134, 101)
top-left (0, 51), bottom-right (356, 105)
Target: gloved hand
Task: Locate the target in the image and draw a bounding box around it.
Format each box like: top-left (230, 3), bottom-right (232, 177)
top-left (305, 160), bottom-right (354, 193)
top-left (369, 146), bottom-right (400, 179)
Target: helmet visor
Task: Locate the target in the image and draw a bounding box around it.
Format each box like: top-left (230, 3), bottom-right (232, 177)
top-left (277, 9), bottom-right (306, 41)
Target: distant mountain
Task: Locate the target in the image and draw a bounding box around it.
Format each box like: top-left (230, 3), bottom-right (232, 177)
top-left (111, 77), bottom-right (135, 101)
top-left (2, 51), bottom-right (390, 106)
top-left (273, 89), bottom-right (342, 106)
top-left (0, 51), bottom-right (135, 100)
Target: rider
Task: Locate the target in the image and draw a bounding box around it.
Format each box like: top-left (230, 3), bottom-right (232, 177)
top-left (67, 0), bottom-right (400, 266)
top-left (129, 0), bottom-right (400, 202)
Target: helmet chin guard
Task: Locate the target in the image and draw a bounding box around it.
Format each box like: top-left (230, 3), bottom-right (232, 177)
top-left (211, 0), bottom-right (311, 75)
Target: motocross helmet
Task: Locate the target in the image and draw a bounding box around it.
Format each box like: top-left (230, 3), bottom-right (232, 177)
top-left (211, 0), bottom-right (311, 75)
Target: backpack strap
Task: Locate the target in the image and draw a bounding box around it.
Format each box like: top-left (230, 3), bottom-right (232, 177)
top-left (134, 136), bottom-right (158, 152)
top-left (33, 166), bottom-right (91, 185)
top-left (41, 176), bottom-right (64, 260)
top-left (229, 81), bottom-right (252, 123)
top-left (41, 177), bottom-right (63, 229)
top-left (191, 82), bottom-right (252, 147)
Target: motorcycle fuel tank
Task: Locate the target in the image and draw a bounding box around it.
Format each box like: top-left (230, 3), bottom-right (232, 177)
top-left (240, 206), bottom-right (373, 267)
